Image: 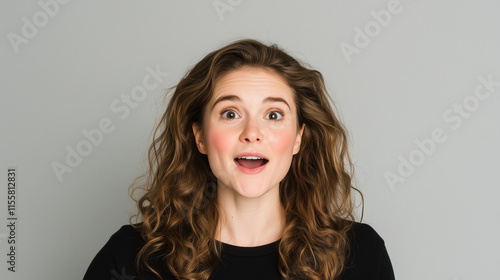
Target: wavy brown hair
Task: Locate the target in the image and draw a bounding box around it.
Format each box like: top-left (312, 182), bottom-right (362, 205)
top-left (130, 38), bottom-right (362, 280)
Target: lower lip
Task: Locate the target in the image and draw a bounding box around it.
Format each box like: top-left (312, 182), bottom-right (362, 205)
top-left (234, 159), bottom-right (268, 174)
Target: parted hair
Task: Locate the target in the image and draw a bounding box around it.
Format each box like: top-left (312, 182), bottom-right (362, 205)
top-left (130, 38), bottom-right (362, 280)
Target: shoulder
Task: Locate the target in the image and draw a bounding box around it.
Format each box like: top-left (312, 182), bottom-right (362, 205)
top-left (341, 222), bottom-right (395, 280)
top-left (347, 222), bottom-right (386, 252)
top-left (83, 224), bottom-right (146, 280)
top-left (106, 224), bottom-right (145, 251)
top-left (95, 223), bottom-right (146, 260)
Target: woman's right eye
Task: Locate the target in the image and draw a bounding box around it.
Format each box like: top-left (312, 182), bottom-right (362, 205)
top-left (221, 110), bottom-right (240, 119)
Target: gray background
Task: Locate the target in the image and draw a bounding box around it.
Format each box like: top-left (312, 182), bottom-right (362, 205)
top-left (1, 0), bottom-right (499, 279)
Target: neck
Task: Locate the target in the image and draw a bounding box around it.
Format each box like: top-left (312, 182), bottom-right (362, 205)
top-left (215, 185), bottom-right (285, 247)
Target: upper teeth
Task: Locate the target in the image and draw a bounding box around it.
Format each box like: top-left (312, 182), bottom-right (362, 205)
top-left (238, 156), bottom-right (264, 160)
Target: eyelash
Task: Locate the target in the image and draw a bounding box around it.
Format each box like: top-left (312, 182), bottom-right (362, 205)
top-left (221, 109), bottom-right (240, 119)
top-left (265, 109), bottom-right (284, 121)
top-left (220, 109), bottom-right (285, 121)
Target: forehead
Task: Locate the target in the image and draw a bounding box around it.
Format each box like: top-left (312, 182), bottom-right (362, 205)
top-left (212, 67), bottom-right (295, 102)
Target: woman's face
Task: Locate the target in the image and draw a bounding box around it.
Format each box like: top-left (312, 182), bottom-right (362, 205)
top-left (193, 66), bottom-right (304, 198)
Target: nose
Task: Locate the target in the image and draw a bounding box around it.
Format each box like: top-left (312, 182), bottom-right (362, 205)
top-left (239, 118), bottom-right (263, 143)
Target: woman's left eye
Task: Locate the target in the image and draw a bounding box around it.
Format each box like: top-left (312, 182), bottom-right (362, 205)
top-left (265, 111), bottom-right (283, 121)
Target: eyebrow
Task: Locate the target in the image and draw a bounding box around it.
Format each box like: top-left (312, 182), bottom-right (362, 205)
top-left (211, 95), bottom-right (290, 110)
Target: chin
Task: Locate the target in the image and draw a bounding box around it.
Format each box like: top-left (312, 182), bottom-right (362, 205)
top-left (234, 182), bottom-right (277, 199)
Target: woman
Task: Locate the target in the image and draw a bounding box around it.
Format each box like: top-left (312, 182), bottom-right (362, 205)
top-left (84, 39), bottom-right (395, 280)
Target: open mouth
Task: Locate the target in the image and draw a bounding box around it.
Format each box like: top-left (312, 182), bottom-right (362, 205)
top-left (234, 156), bottom-right (269, 169)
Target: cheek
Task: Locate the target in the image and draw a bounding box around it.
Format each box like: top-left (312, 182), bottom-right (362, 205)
top-left (268, 129), bottom-right (298, 155)
top-left (205, 126), bottom-right (233, 157)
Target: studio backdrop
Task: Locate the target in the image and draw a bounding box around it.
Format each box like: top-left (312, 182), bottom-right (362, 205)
top-left (1, 1), bottom-right (499, 279)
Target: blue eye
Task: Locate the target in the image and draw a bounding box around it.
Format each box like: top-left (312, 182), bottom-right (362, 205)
top-left (222, 110), bottom-right (240, 119)
top-left (266, 111), bottom-right (283, 121)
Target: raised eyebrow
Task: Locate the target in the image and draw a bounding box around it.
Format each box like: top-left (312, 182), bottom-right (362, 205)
top-left (211, 95), bottom-right (290, 110)
top-left (263, 96), bottom-right (290, 110)
top-left (211, 95), bottom-right (241, 110)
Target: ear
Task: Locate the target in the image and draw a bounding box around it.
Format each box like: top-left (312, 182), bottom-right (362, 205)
top-left (192, 123), bottom-right (207, 155)
top-left (293, 123), bottom-right (305, 155)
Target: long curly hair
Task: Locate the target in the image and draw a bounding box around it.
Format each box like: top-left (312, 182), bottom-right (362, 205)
top-left (129, 38), bottom-right (362, 280)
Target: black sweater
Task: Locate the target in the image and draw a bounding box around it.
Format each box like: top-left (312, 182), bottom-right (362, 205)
top-left (83, 222), bottom-right (395, 279)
